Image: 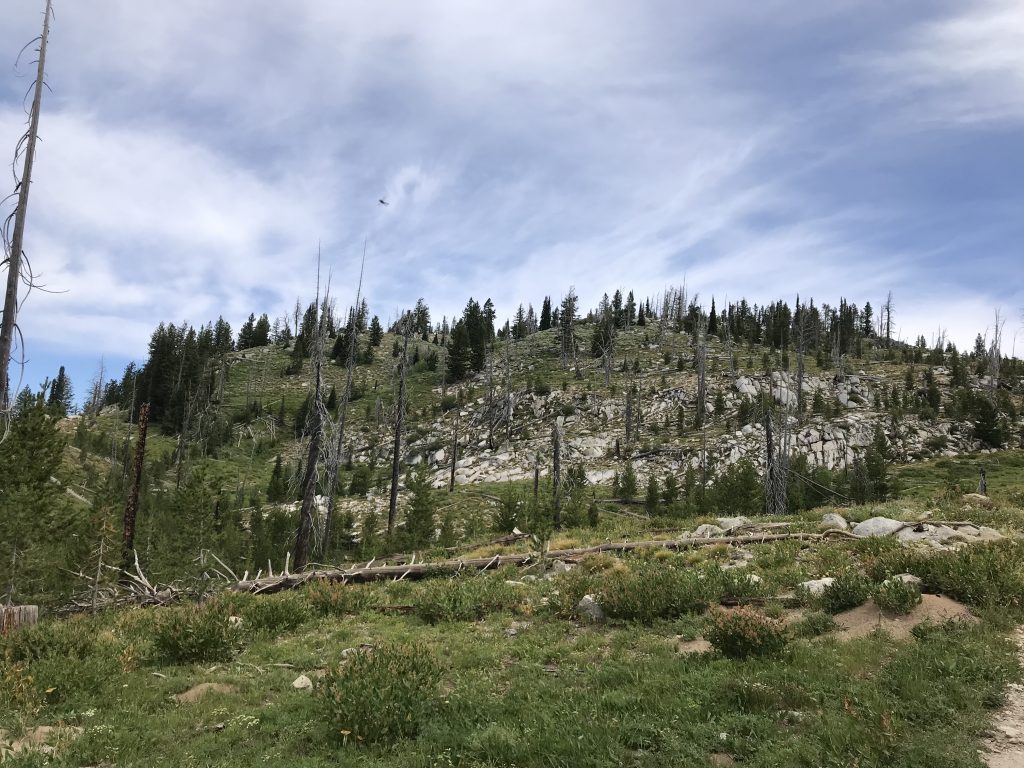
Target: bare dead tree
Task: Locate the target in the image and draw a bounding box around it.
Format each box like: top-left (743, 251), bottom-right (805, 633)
top-left (988, 308), bottom-right (1004, 403)
top-left (1, 0), bottom-right (53, 415)
top-left (387, 312), bottom-right (411, 534)
top-left (624, 385), bottom-right (634, 444)
top-left (449, 409), bottom-right (459, 493)
top-left (293, 258), bottom-right (331, 571)
top-left (792, 298), bottom-right (809, 416)
top-left (121, 403), bottom-right (150, 574)
top-left (881, 291), bottom-right (895, 349)
top-left (551, 419), bottom-right (562, 528)
top-left (322, 243), bottom-right (367, 556)
top-left (503, 334), bottom-right (514, 442)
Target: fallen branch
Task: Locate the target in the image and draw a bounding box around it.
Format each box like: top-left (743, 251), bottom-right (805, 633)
top-left (232, 529), bottom-right (857, 594)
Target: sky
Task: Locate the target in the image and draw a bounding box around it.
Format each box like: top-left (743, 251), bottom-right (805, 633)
top-left (1, 0), bottom-right (1023, 402)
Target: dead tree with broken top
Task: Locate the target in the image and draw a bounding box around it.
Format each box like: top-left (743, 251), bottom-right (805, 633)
top-left (122, 403), bottom-right (150, 574)
top-left (1, 0), bottom-right (53, 415)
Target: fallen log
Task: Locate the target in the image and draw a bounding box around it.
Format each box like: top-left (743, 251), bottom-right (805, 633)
top-left (232, 529), bottom-right (857, 594)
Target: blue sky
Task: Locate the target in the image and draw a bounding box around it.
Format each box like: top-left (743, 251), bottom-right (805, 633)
top-left (2, 0), bottom-right (1022, 402)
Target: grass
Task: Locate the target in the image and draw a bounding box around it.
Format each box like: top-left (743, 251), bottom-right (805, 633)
top-left (3, 520), bottom-right (1024, 767)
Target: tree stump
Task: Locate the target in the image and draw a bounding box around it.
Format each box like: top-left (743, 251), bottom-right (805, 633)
top-left (1, 605), bottom-right (39, 634)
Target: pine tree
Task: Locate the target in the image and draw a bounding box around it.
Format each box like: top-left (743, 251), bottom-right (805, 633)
top-left (539, 297), bottom-right (552, 331)
top-left (237, 313), bottom-right (256, 349)
top-left (369, 316), bottom-right (384, 346)
top-left (253, 314), bottom-right (271, 346)
top-left (620, 462), bottom-right (638, 502)
top-left (405, 462), bottom-right (435, 546)
top-left (47, 365), bottom-right (73, 416)
top-left (266, 455), bottom-right (288, 502)
top-left (645, 475), bottom-right (660, 515)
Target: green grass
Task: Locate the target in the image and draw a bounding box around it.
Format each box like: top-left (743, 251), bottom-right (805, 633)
top-left (3, 528), bottom-right (1024, 767)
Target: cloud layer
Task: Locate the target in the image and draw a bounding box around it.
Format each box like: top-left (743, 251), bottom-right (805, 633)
top-left (1, 1), bottom-right (1022, 394)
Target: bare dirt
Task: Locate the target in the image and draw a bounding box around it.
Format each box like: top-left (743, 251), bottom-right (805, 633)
top-left (833, 594), bottom-right (977, 641)
top-left (982, 627), bottom-right (1024, 768)
top-left (173, 682), bottom-right (238, 704)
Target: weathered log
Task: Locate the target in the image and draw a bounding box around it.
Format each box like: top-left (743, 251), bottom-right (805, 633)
top-left (1, 605), bottom-right (39, 634)
top-left (233, 530), bottom-right (855, 594)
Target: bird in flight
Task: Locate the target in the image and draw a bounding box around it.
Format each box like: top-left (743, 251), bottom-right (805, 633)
top-left (378, 197), bottom-right (389, 206)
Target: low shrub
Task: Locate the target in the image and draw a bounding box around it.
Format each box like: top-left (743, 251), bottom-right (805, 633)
top-left (864, 540), bottom-right (1024, 609)
top-left (820, 572), bottom-right (871, 614)
top-left (533, 381), bottom-right (551, 397)
top-left (305, 581), bottom-right (378, 617)
top-left (240, 594), bottom-right (312, 634)
top-left (152, 602), bottom-right (239, 664)
top-left (706, 608), bottom-right (787, 658)
top-left (874, 579), bottom-right (922, 615)
top-left (319, 643), bottom-right (440, 745)
top-left (414, 574), bottom-right (520, 623)
top-left (0, 615), bottom-right (99, 664)
top-left (792, 610), bottom-right (838, 638)
top-left (595, 561), bottom-right (717, 622)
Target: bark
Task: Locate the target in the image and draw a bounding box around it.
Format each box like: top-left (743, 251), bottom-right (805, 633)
top-left (122, 403), bottom-right (150, 573)
top-left (387, 316), bottom-right (411, 534)
top-left (0, 0), bottom-right (51, 410)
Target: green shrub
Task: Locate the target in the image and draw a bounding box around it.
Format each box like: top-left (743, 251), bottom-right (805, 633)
top-left (241, 594), bottom-right (312, 634)
top-left (0, 615), bottom-right (99, 664)
top-left (319, 643), bottom-right (440, 745)
top-left (305, 581), bottom-right (377, 616)
top-left (706, 608), bottom-right (787, 658)
top-left (820, 572), bottom-right (871, 614)
top-left (152, 602), bottom-right (238, 664)
top-left (595, 561), bottom-right (717, 622)
top-left (533, 381), bottom-right (551, 397)
top-left (414, 574), bottom-right (520, 623)
top-left (440, 394), bottom-right (458, 412)
top-left (874, 579), bottom-right (922, 615)
top-left (792, 610), bottom-right (838, 638)
top-left (864, 540), bottom-right (1024, 609)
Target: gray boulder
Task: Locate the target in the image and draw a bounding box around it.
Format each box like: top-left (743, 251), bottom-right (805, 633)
top-left (852, 517), bottom-right (905, 537)
top-left (798, 577), bottom-right (836, 596)
top-left (577, 594), bottom-right (605, 622)
top-left (692, 524), bottom-right (726, 538)
top-left (820, 513), bottom-right (849, 531)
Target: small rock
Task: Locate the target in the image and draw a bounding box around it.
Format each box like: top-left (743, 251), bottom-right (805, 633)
top-left (819, 513), bottom-right (849, 531)
top-left (577, 594), bottom-right (605, 622)
top-left (798, 577), bottom-right (836, 596)
top-left (851, 516), bottom-right (905, 537)
top-left (227, 615), bottom-right (243, 627)
top-left (693, 524), bottom-right (726, 538)
top-left (504, 580), bottom-right (527, 587)
top-left (888, 573), bottom-right (922, 587)
top-left (961, 493), bottom-right (994, 508)
top-left (292, 674), bottom-right (313, 691)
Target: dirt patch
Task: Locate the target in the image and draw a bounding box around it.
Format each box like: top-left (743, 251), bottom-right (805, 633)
top-left (709, 753), bottom-right (735, 767)
top-left (677, 638), bottom-right (713, 655)
top-left (833, 595), bottom-right (977, 641)
top-left (0, 725), bottom-right (83, 760)
top-left (173, 682), bottom-right (238, 704)
top-left (982, 627), bottom-right (1024, 768)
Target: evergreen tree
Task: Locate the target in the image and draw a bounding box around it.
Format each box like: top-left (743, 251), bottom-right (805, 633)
top-left (369, 316), bottom-right (384, 346)
top-left (237, 313), bottom-right (256, 349)
top-left (620, 462), bottom-right (638, 502)
top-left (47, 365), bottom-right (74, 416)
top-left (539, 297), bottom-right (552, 331)
top-left (266, 455), bottom-right (288, 502)
top-left (645, 475), bottom-right (660, 515)
top-left (405, 462), bottom-right (435, 546)
top-left (253, 313), bottom-right (271, 347)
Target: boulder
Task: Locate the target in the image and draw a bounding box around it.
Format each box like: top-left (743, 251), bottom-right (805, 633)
top-left (820, 513), bottom-right (849, 531)
top-left (851, 517), bottom-right (905, 537)
top-left (961, 493), bottom-right (994, 508)
top-left (577, 594), bottom-right (605, 622)
top-left (292, 674), bottom-right (313, 691)
top-left (716, 516), bottom-right (751, 532)
top-left (798, 577), bottom-right (836, 596)
top-left (692, 524), bottom-right (725, 538)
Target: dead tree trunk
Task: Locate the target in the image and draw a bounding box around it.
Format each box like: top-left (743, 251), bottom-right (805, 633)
top-left (552, 420), bottom-right (562, 528)
top-left (0, 0), bottom-right (52, 411)
top-left (387, 315), bottom-right (411, 534)
top-left (122, 403), bottom-right (150, 573)
top-left (449, 410), bottom-right (459, 493)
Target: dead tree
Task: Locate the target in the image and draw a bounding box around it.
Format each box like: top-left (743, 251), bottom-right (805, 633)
top-left (988, 308), bottom-right (1004, 403)
top-left (552, 420), bottom-right (562, 528)
top-left (881, 291), bottom-right (895, 349)
top-left (322, 245), bottom-right (366, 555)
top-left (792, 298), bottom-right (809, 416)
top-left (293, 265), bottom-right (331, 571)
top-left (1, 0), bottom-right (53, 412)
top-left (387, 313), bottom-right (411, 534)
top-left (449, 409), bottom-right (459, 492)
top-left (122, 403), bottom-right (150, 573)
top-left (559, 288), bottom-right (579, 373)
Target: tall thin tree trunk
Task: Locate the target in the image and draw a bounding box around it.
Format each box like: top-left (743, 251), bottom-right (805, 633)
top-left (122, 403), bottom-right (150, 573)
top-left (552, 421), bottom-right (562, 528)
top-left (449, 409), bottom-right (459, 493)
top-left (0, 0), bottom-right (52, 410)
top-left (387, 316), bottom-right (410, 534)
